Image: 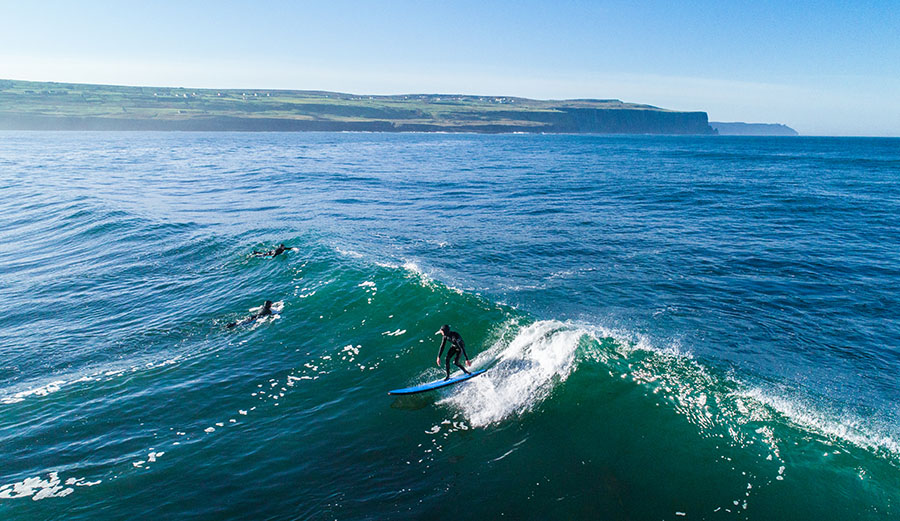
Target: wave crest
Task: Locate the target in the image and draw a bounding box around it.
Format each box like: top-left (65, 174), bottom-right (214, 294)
top-left (440, 320), bottom-right (590, 427)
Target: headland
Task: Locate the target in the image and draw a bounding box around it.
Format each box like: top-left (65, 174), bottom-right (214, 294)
top-left (0, 79), bottom-right (716, 134)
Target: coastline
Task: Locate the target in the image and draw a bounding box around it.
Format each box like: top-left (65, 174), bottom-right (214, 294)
top-left (0, 78), bottom-right (716, 134)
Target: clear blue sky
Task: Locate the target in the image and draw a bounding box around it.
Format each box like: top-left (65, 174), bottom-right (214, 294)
top-left (2, 1), bottom-right (898, 135)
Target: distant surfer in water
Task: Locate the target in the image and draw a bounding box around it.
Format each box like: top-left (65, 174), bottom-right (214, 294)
top-left (226, 300), bottom-right (275, 329)
top-left (252, 244), bottom-right (293, 258)
top-left (436, 324), bottom-right (471, 380)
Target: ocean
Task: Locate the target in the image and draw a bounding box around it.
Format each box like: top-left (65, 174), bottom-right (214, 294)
top-left (1, 132), bottom-right (898, 520)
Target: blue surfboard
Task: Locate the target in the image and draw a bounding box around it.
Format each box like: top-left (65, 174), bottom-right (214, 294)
top-left (388, 369), bottom-right (487, 396)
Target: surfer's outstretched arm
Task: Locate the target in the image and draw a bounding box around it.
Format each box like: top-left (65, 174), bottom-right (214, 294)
top-left (227, 317), bottom-right (250, 329)
top-left (436, 337), bottom-right (447, 366)
top-left (460, 344), bottom-right (471, 366)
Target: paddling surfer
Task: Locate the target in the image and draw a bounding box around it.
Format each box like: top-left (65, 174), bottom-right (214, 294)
top-left (227, 300), bottom-right (275, 328)
top-left (436, 324), bottom-right (471, 380)
top-left (252, 243), bottom-right (293, 258)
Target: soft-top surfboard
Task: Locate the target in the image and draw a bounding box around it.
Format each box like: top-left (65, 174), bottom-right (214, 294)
top-left (388, 369), bottom-right (487, 396)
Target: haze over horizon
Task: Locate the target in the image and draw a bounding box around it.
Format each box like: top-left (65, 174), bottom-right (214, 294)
top-left (2, 1), bottom-right (898, 136)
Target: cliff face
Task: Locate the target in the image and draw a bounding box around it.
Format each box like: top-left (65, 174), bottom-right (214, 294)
top-left (388, 109), bottom-right (716, 134)
top-left (0, 79), bottom-right (716, 134)
top-left (535, 108), bottom-right (714, 134)
top-left (0, 110), bottom-right (715, 134)
top-left (710, 122), bottom-right (799, 136)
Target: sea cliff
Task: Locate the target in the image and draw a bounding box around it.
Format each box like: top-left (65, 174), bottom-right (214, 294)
top-left (710, 121), bottom-right (799, 136)
top-left (0, 79), bottom-right (715, 134)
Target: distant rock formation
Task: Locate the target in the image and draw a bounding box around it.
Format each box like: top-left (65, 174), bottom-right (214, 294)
top-left (710, 122), bottom-right (799, 136)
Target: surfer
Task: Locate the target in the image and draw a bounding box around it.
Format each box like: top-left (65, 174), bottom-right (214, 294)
top-left (226, 300), bottom-right (275, 329)
top-left (436, 324), bottom-right (471, 380)
top-left (252, 243), bottom-right (293, 258)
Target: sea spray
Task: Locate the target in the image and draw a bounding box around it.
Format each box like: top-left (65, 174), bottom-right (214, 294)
top-left (441, 320), bottom-right (588, 426)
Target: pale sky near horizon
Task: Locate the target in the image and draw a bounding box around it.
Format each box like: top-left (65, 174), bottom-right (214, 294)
top-left (2, 1), bottom-right (898, 136)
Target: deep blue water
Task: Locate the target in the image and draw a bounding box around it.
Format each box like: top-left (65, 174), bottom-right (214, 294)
top-left (1, 132), bottom-right (898, 519)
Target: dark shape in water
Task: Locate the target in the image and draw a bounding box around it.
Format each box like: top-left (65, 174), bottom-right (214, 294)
top-left (226, 300), bottom-right (274, 329)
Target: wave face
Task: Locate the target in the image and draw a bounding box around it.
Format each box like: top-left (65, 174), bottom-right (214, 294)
top-left (1, 132), bottom-right (899, 520)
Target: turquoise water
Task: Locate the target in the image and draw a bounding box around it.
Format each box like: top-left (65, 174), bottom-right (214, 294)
top-left (1, 132), bottom-right (898, 519)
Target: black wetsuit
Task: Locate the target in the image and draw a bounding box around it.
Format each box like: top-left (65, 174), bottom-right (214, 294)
top-left (438, 331), bottom-right (470, 379)
top-left (253, 245), bottom-right (291, 258)
top-left (226, 303), bottom-right (274, 328)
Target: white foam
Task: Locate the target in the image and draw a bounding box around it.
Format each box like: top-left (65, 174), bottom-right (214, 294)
top-left (249, 301), bottom-right (284, 314)
top-left (2, 355), bottom-right (183, 406)
top-left (741, 387), bottom-right (900, 458)
top-left (0, 380), bottom-right (66, 404)
top-left (440, 320), bottom-right (588, 427)
top-left (400, 261), bottom-right (465, 295)
top-left (65, 477), bottom-right (101, 487)
top-left (358, 281), bottom-right (377, 303)
top-left (400, 261), bottom-right (423, 275)
top-left (336, 247), bottom-right (363, 258)
top-left (0, 472), bottom-right (75, 500)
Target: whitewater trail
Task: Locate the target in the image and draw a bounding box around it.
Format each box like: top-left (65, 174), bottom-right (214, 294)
top-left (441, 320), bottom-right (590, 427)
